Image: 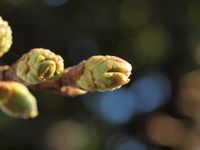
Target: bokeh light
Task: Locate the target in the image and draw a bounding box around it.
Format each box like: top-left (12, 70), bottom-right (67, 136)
top-left (106, 133), bottom-right (147, 150)
top-left (116, 25), bottom-right (171, 68)
top-left (177, 70), bottom-right (200, 123)
top-left (146, 112), bottom-right (186, 147)
top-left (116, 139), bottom-right (147, 150)
top-left (133, 25), bottom-right (171, 64)
top-left (98, 89), bottom-right (136, 125)
top-left (131, 72), bottom-right (171, 113)
top-left (181, 130), bottom-right (200, 150)
top-left (45, 120), bottom-right (97, 150)
top-left (82, 89), bottom-right (136, 125)
top-left (118, 0), bottom-right (153, 33)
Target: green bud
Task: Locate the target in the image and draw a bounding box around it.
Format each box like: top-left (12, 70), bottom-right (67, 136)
top-left (0, 82), bottom-right (38, 119)
top-left (16, 48), bottom-right (64, 84)
top-left (0, 16), bottom-right (12, 57)
top-left (77, 55), bottom-right (132, 92)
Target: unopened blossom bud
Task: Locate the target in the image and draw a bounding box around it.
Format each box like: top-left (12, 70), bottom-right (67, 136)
top-left (77, 55), bottom-right (132, 92)
top-left (0, 81), bottom-right (38, 119)
top-left (16, 48), bottom-right (64, 84)
top-left (0, 16), bottom-right (12, 57)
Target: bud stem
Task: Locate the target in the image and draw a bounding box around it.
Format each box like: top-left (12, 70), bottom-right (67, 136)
top-left (1, 61), bottom-right (87, 96)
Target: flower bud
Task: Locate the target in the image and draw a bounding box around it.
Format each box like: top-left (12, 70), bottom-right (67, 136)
top-left (0, 82), bottom-right (38, 119)
top-left (0, 16), bottom-right (12, 57)
top-left (77, 55), bottom-right (132, 92)
top-left (16, 48), bottom-right (64, 84)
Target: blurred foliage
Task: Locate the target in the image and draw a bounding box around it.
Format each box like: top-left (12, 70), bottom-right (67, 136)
top-left (1, 0), bottom-right (200, 150)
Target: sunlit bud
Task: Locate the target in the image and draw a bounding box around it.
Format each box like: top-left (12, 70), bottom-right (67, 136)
top-left (77, 55), bottom-right (132, 92)
top-left (0, 81), bottom-right (38, 119)
top-left (16, 48), bottom-right (64, 84)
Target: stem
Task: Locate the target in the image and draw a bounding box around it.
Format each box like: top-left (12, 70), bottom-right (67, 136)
top-left (0, 61), bottom-right (87, 97)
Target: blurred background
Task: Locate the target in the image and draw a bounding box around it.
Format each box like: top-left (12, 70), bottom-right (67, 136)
top-left (1, 0), bottom-right (200, 149)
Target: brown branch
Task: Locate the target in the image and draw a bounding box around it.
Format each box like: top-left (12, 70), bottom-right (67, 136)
top-left (1, 61), bottom-right (87, 97)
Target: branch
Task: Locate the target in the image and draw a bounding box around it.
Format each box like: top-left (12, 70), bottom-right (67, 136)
top-left (0, 16), bottom-right (132, 119)
top-left (31, 61), bottom-right (87, 96)
top-left (1, 50), bottom-right (132, 97)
